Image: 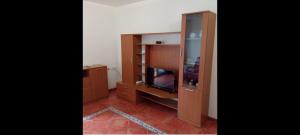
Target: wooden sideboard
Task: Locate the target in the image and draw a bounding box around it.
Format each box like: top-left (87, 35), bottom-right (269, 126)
top-left (83, 64), bottom-right (109, 104)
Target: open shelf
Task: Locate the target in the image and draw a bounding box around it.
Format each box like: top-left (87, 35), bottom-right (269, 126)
top-left (138, 44), bottom-right (180, 46)
top-left (135, 84), bottom-right (178, 99)
top-left (140, 93), bottom-right (177, 110)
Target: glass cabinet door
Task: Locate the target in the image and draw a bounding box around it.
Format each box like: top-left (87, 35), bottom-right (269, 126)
top-left (182, 13), bottom-right (203, 89)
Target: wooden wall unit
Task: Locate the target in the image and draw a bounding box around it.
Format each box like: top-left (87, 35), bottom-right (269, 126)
top-left (118, 10), bottom-right (216, 128)
top-left (83, 65), bottom-right (109, 104)
top-left (119, 33), bottom-right (181, 104)
top-left (178, 11), bottom-right (216, 127)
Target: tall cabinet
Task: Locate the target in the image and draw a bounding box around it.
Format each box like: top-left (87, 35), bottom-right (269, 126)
top-left (178, 11), bottom-right (216, 127)
top-left (118, 34), bottom-right (142, 103)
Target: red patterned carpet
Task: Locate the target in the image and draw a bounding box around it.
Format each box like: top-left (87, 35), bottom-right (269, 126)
top-left (83, 90), bottom-right (217, 134)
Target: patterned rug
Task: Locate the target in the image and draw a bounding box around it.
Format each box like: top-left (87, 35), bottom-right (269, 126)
top-left (83, 106), bottom-right (166, 134)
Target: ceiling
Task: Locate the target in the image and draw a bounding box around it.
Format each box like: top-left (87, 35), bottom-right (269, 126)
top-left (84, 0), bottom-right (147, 7)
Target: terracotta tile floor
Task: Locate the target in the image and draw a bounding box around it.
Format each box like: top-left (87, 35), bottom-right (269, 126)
top-left (84, 111), bottom-right (151, 134)
top-left (83, 90), bottom-right (217, 134)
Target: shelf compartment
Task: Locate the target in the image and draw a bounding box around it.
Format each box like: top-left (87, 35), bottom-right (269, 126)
top-left (139, 44), bottom-right (180, 46)
top-left (135, 84), bottom-right (178, 99)
top-left (140, 93), bottom-right (178, 110)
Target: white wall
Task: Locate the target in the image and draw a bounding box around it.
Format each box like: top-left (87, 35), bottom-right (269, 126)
top-left (83, 1), bottom-right (118, 89)
top-left (114, 0), bottom-right (217, 119)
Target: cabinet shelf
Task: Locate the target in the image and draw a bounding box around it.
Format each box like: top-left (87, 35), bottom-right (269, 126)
top-left (136, 84), bottom-right (178, 99)
top-left (138, 44), bottom-right (180, 46)
top-left (186, 38), bottom-right (201, 41)
top-left (140, 94), bottom-right (178, 110)
top-left (136, 84), bottom-right (178, 110)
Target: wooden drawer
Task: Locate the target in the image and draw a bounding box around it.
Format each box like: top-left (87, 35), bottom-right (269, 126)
top-left (117, 82), bottom-right (136, 103)
top-left (117, 82), bottom-right (129, 96)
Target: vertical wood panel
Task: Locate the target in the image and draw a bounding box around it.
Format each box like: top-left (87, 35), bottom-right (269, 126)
top-left (148, 45), bottom-right (180, 74)
top-left (178, 12), bottom-right (216, 127)
top-left (201, 13), bottom-right (216, 121)
top-left (121, 35), bottom-right (134, 84)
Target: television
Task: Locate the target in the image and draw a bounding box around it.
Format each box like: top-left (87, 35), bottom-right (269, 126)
top-left (146, 67), bottom-right (177, 93)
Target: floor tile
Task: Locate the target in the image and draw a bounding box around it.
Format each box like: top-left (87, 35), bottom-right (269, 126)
top-left (83, 90), bottom-right (217, 134)
top-left (127, 126), bottom-right (148, 134)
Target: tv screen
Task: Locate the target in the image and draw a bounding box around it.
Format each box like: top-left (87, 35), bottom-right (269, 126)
top-left (146, 67), bottom-right (176, 92)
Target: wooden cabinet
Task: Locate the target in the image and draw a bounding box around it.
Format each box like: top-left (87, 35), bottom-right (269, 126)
top-left (83, 65), bottom-right (109, 104)
top-left (118, 35), bottom-right (142, 103)
top-left (178, 11), bottom-right (216, 127)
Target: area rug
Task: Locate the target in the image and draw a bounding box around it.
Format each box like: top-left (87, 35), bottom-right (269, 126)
top-left (83, 106), bottom-right (166, 134)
